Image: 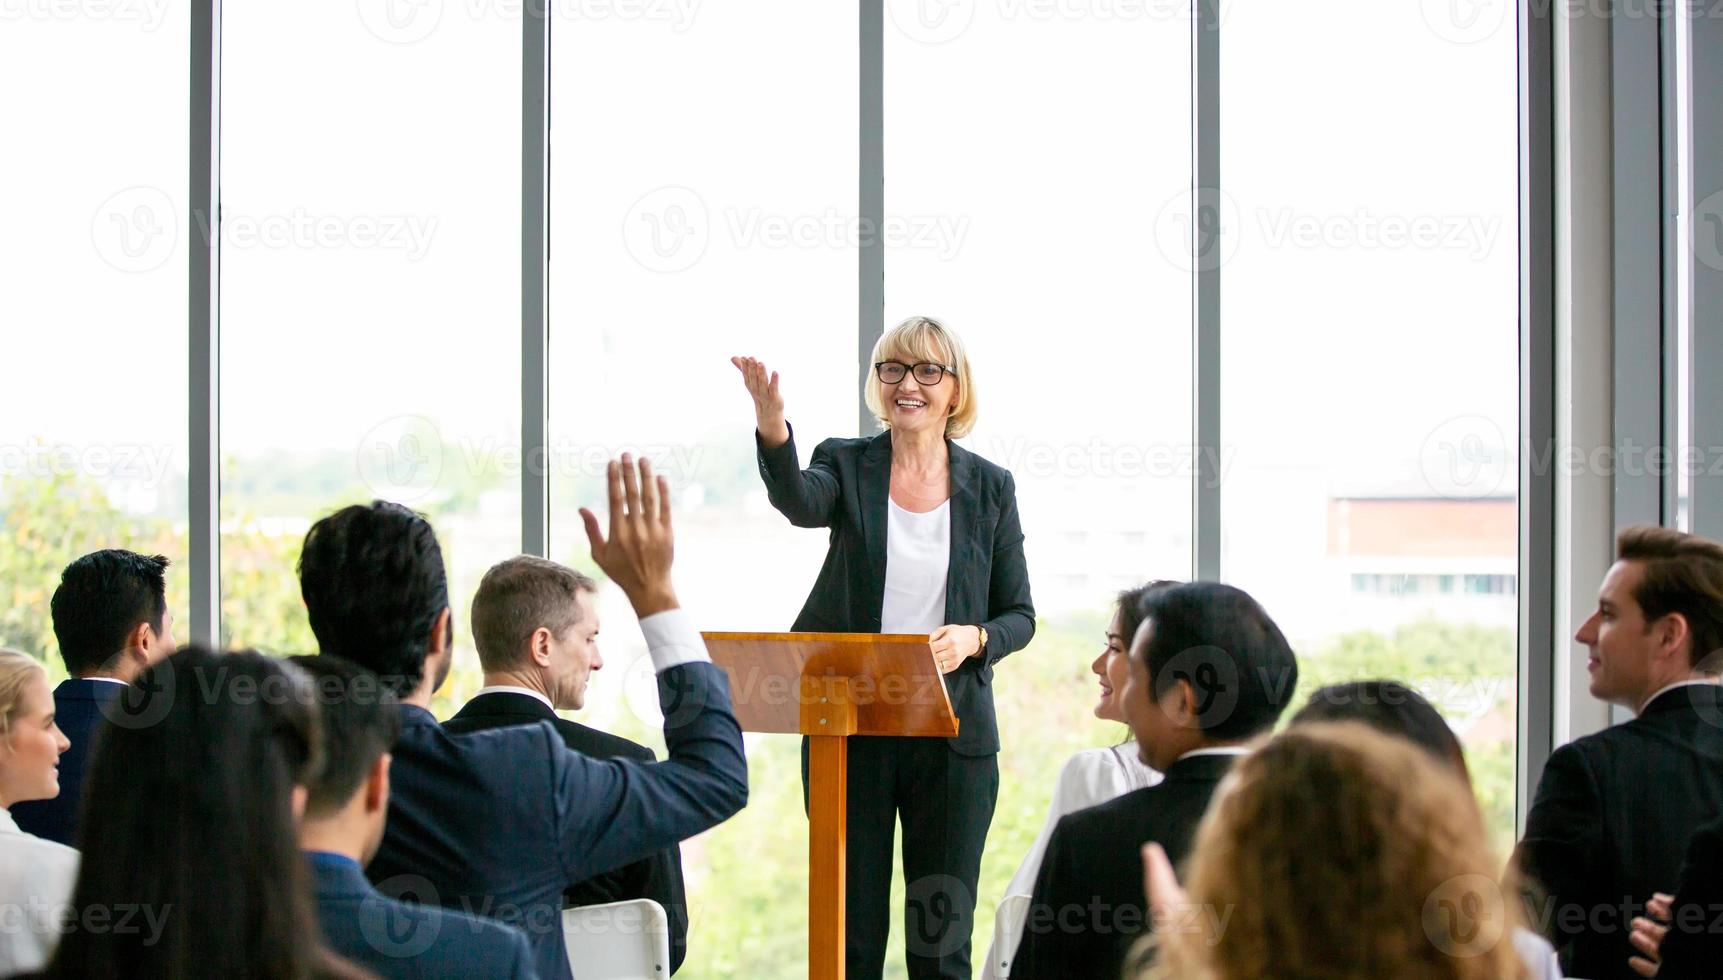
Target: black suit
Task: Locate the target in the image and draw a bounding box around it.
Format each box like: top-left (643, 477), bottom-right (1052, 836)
top-left (1656, 813), bottom-right (1723, 978)
top-left (1011, 752), bottom-right (1239, 980)
top-left (1517, 682), bottom-right (1723, 980)
top-left (757, 424), bottom-right (1035, 979)
top-left (444, 690), bottom-right (689, 974)
top-left (13, 679), bottom-right (122, 846)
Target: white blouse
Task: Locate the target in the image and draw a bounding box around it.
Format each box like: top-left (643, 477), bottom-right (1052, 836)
top-left (982, 743), bottom-right (1162, 980)
top-left (880, 498), bottom-right (950, 634)
top-left (0, 807), bottom-right (79, 975)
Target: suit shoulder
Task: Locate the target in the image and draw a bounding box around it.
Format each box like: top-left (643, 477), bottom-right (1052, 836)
top-left (555, 718), bottom-right (656, 762)
top-left (811, 435), bottom-right (871, 458)
top-left (1059, 783), bottom-right (1155, 835)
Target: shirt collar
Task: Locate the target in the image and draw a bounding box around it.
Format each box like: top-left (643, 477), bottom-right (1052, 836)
top-left (305, 850), bottom-right (364, 872)
top-left (0, 809), bottom-right (21, 836)
top-left (80, 676), bottom-right (129, 687)
top-left (1641, 678), bottom-right (1722, 713)
top-left (1175, 746), bottom-right (1253, 763)
top-left (474, 685), bottom-right (555, 711)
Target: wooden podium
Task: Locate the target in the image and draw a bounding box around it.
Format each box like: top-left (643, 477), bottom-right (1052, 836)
top-left (702, 632), bottom-right (959, 980)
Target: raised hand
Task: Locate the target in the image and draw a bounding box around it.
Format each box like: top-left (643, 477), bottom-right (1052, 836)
top-left (579, 454), bottom-right (679, 619)
top-left (730, 355), bottom-right (789, 448)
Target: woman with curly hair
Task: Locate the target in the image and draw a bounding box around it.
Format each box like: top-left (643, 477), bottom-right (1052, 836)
top-left (1137, 722), bottom-right (1536, 980)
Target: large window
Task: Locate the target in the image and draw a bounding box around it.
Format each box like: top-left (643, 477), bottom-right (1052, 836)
top-left (219, 5), bottom-right (520, 706)
top-left (0, 6), bottom-right (190, 670)
top-left (1219, 0), bottom-right (1520, 844)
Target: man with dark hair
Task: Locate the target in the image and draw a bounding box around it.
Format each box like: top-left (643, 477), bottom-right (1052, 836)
top-left (1292, 679), bottom-right (1470, 779)
top-left (1517, 525), bottom-right (1723, 980)
top-left (296, 457), bottom-right (747, 980)
top-left (290, 655), bottom-right (535, 979)
top-left (13, 549), bottom-right (177, 844)
top-left (446, 555), bottom-right (690, 973)
top-left (1012, 581), bottom-right (1299, 980)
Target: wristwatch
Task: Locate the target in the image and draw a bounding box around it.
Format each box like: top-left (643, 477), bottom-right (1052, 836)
top-left (976, 625), bottom-right (989, 656)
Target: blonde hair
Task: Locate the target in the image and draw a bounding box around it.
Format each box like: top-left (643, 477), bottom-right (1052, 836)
top-left (863, 316), bottom-right (979, 438)
top-left (0, 649), bottom-right (47, 742)
top-left (1140, 723), bottom-right (1528, 980)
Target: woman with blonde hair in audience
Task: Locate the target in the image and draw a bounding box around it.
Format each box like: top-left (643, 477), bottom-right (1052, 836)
top-left (1137, 722), bottom-right (1533, 980)
top-left (0, 648), bottom-right (78, 975)
top-left (981, 581), bottom-right (1171, 980)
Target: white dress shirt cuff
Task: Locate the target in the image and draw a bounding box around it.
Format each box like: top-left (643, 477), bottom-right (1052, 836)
top-left (639, 608), bottom-right (712, 672)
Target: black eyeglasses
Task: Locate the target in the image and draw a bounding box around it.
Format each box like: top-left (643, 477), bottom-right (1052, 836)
top-left (874, 361), bottom-right (956, 385)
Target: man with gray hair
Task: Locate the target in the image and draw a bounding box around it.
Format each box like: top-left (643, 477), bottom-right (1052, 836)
top-left (445, 555), bottom-right (690, 973)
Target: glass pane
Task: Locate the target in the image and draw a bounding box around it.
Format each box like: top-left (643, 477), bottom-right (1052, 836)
top-left (887, 3), bottom-right (1193, 969)
top-left (220, 6), bottom-right (520, 705)
top-left (1220, 1), bottom-right (1520, 846)
top-left (548, 5), bottom-right (856, 976)
top-left (0, 9), bottom-right (190, 672)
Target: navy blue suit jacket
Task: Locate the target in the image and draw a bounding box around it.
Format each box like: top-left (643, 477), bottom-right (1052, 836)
top-left (12, 678), bottom-right (122, 845)
top-left (366, 662), bottom-right (746, 980)
top-left (308, 852), bottom-right (537, 979)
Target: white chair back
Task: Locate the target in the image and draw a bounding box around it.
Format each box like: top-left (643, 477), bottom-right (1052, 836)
top-left (561, 898), bottom-right (671, 979)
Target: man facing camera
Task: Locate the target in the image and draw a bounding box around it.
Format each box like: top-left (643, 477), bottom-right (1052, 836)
top-left (296, 456), bottom-right (747, 980)
top-left (1516, 525), bottom-right (1723, 980)
top-left (13, 549), bottom-right (177, 845)
top-left (1010, 581), bottom-right (1299, 980)
top-left (291, 654), bottom-right (536, 979)
top-left (445, 556), bottom-right (690, 973)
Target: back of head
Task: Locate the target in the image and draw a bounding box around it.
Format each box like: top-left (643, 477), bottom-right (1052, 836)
top-left (1293, 680), bottom-right (1469, 780)
top-left (1135, 582), bottom-right (1299, 740)
top-left (49, 646), bottom-right (328, 979)
top-left (470, 555), bottom-right (596, 673)
top-left (289, 655), bottom-right (401, 819)
top-left (298, 501), bottom-right (449, 697)
top-left (49, 549), bottom-right (170, 675)
top-left (1151, 723), bottom-right (1525, 980)
top-left (1616, 524), bottom-right (1723, 671)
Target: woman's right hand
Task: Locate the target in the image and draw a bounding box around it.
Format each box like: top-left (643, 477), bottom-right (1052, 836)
top-left (731, 356), bottom-right (789, 448)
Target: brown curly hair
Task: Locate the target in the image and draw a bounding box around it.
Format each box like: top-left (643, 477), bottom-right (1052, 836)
top-left (1141, 723), bottom-right (1528, 980)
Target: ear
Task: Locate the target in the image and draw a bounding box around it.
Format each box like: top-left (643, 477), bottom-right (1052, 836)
top-left (1172, 677), bottom-right (1203, 729)
top-left (129, 620), bottom-right (154, 654)
top-left (530, 627), bottom-right (554, 669)
top-left (290, 784), bottom-right (308, 824)
top-left (366, 753), bottom-right (391, 814)
top-left (1657, 612), bottom-right (1694, 666)
top-left (429, 608), bottom-right (452, 655)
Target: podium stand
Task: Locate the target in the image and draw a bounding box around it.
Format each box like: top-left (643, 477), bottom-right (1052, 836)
top-left (702, 631), bottom-right (959, 980)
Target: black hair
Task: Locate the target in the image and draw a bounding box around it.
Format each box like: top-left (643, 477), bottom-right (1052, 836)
top-left (49, 549), bottom-right (170, 675)
top-left (1292, 680), bottom-right (1469, 779)
top-left (1113, 580), bottom-right (1179, 652)
top-left (1134, 582), bottom-right (1299, 741)
top-left (44, 646), bottom-right (363, 979)
top-left (297, 501), bottom-right (450, 698)
top-left (289, 655), bottom-right (402, 819)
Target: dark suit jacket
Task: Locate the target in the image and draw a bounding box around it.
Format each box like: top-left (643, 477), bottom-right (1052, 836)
top-left (12, 678), bottom-right (122, 845)
top-left (443, 691), bottom-right (689, 974)
top-left (366, 662), bottom-right (746, 980)
top-left (1011, 752), bottom-right (1239, 980)
top-left (1517, 683), bottom-right (1723, 980)
top-left (1657, 813), bottom-right (1723, 978)
top-left (308, 852), bottom-right (537, 979)
top-left (756, 424), bottom-right (1036, 755)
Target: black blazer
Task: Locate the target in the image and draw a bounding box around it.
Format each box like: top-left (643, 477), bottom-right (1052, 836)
top-left (1011, 753), bottom-right (1239, 980)
top-left (12, 678), bottom-right (122, 846)
top-left (1656, 813), bottom-right (1723, 978)
top-left (1517, 683), bottom-right (1723, 980)
top-left (444, 691), bottom-right (690, 974)
top-left (756, 424), bottom-right (1035, 755)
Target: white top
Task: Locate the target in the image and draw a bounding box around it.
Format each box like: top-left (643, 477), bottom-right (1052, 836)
top-left (0, 807), bottom-right (79, 975)
top-left (1512, 927), bottom-right (1562, 980)
top-left (982, 743), bottom-right (1163, 980)
top-left (880, 498), bottom-right (951, 634)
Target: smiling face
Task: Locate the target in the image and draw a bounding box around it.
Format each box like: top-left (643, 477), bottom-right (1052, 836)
top-left (1091, 608), bottom-right (1134, 723)
top-left (878, 354), bottom-right (958, 437)
top-left (0, 670), bottom-right (70, 809)
top-left (1575, 559), bottom-right (1691, 710)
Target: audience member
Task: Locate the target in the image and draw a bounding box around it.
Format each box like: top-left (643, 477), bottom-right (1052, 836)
top-left (12, 550), bottom-right (177, 845)
top-left (981, 581), bottom-right (1172, 980)
top-left (445, 555), bottom-right (689, 973)
top-left (1516, 525), bottom-right (1723, 980)
top-left (32, 646), bottom-right (369, 979)
top-left (0, 650), bottom-right (77, 975)
top-left (296, 456), bottom-right (746, 980)
top-left (1010, 581), bottom-right (1299, 980)
top-left (291, 655), bottom-right (535, 979)
top-left (1137, 723), bottom-right (1532, 980)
